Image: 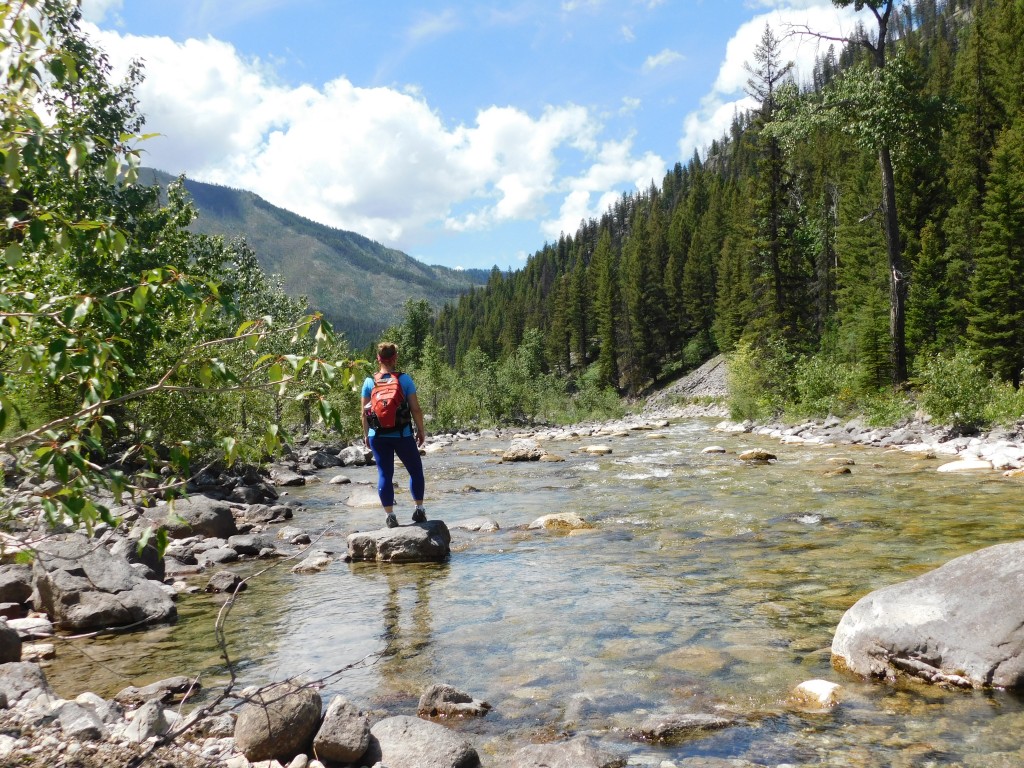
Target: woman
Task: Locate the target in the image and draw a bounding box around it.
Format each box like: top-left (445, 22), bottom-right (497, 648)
top-left (361, 342), bottom-right (427, 528)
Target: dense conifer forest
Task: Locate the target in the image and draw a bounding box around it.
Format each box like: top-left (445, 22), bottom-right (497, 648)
top-left (432, 0), bottom-right (1024, 418)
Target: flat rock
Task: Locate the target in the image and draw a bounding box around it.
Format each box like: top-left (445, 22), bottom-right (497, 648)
top-left (363, 715), bottom-right (479, 768)
top-left (738, 449), bottom-right (776, 462)
top-left (631, 712), bottom-right (738, 742)
top-left (450, 517), bottom-right (500, 533)
top-left (528, 512), bottom-right (592, 531)
top-left (936, 458), bottom-right (993, 473)
top-left (832, 540), bottom-right (1024, 688)
top-left (347, 520), bottom-right (451, 563)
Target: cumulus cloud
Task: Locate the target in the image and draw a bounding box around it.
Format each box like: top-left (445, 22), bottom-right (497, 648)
top-left (643, 48), bottom-right (684, 72)
top-left (678, 1), bottom-right (859, 160)
top-left (85, 25), bottom-right (660, 254)
top-left (80, 0), bottom-right (123, 23)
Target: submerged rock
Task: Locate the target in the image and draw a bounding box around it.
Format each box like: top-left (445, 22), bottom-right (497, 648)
top-left (528, 512), bottom-right (592, 531)
top-left (511, 735), bottom-right (625, 768)
top-left (832, 540), bottom-right (1024, 688)
top-left (417, 683), bottom-right (491, 718)
top-left (630, 712), bottom-right (738, 742)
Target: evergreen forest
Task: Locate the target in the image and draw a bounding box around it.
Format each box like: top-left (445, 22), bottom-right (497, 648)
top-left (429, 0), bottom-right (1024, 428)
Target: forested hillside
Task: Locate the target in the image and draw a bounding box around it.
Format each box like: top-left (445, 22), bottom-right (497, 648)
top-left (140, 169), bottom-right (489, 347)
top-left (434, 0), bottom-right (1024, 413)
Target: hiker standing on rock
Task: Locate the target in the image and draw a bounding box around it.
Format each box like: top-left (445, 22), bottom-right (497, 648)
top-left (361, 342), bottom-right (427, 528)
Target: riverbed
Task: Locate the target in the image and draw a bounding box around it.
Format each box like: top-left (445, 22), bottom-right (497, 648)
top-left (45, 419), bottom-right (1024, 766)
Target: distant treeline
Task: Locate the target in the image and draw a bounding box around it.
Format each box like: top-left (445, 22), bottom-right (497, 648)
top-left (434, 0), bottom-right (1024, 407)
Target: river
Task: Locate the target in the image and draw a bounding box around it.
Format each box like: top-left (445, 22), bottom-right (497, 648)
top-left (44, 418), bottom-right (1024, 766)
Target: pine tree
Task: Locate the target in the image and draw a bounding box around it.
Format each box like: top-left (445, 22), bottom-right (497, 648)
top-left (967, 121), bottom-right (1024, 385)
top-left (591, 230), bottom-right (619, 388)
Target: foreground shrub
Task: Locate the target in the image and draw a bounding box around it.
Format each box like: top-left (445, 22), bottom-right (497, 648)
top-left (915, 350), bottom-right (991, 429)
top-left (726, 338), bottom-right (796, 421)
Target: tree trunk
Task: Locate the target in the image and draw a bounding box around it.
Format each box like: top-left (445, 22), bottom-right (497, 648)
top-left (878, 146), bottom-right (907, 384)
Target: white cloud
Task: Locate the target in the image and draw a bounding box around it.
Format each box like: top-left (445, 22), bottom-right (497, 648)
top-left (80, 0), bottom-right (123, 24)
top-left (85, 25), bottom-right (659, 255)
top-left (407, 9), bottom-right (460, 43)
top-left (643, 48), bottom-right (684, 72)
top-left (678, 2), bottom-right (859, 160)
top-left (621, 25), bottom-right (636, 43)
top-left (542, 136), bottom-right (664, 239)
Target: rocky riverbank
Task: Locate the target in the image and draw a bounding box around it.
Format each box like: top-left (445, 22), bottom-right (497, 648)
top-left (3, 358), bottom-right (1024, 766)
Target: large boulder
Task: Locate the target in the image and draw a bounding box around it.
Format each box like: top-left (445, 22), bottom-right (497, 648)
top-left (312, 695), bottom-right (370, 763)
top-left (233, 680), bottom-right (322, 762)
top-left (363, 715), bottom-right (479, 768)
top-left (502, 438), bottom-right (544, 462)
top-left (32, 534), bottom-right (177, 631)
top-left (832, 540), bottom-right (1024, 688)
top-left (138, 495), bottom-right (238, 540)
top-left (346, 520), bottom-right (451, 563)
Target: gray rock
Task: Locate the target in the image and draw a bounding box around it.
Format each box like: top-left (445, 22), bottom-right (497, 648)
top-left (832, 539), bottom-right (1024, 688)
top-left (115, 676), bottom-right (198, 706)
top-left (339, 446), bottom-right (371, 467)
top-left (0, 662), bottom-right (53, 708)
top-left (0, 620), bottom-right (21, 663)
top-left (75, 692), bottom-right (123, 724)
top-left (234, 680), bottom-right (322, 762)
top-left (363, 715), bottom-right (479, 768)
top-left (310, 451), bottom-right (342, 469)
top-left (269, 465), bottom-right (306, 487)
top-left (502, 438), bottom-right (544, 462)
top-left (197, 547), bottom-right (239, 567)
top-left (123, 699), bottom-right (170, 743)
top-left (109, 535), bottom-right (166, 582)
top-left (312, 695), bottom-right (370, 763)
top-left (346, 520), bottom-right (451, 563)
top-left (511, 736), bottom-right (626, 768)
top-left (32, 534), bottom-right (176, 631)
top-left (0, 565), bottom-right (33, 604)
top-left (450, 517), bottom-right (500, 533)
top-left (228, 534), bottom-right (277, 557)
top-left (140, 496), bottom-right (238, 540)
top-left (206, 571), bottom-right (246, 594)
top-left (56, 700), bottom-right (106, 741)
top-left (417, 683), bottom-right (490, 718)
top-left (631, 712), bottom-right (738, 742)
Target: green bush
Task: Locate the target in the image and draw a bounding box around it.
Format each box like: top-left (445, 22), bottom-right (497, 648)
top-left (726, 337), bottom-right (796, 421)
top-left (984, 379), bottom-right (1024, 427)
top-left (860, 388), bottom-right (915, 427)
top-left (915, 349), bottom-right (991, 428)
top-left (792, 354), bottom-right (861, 418)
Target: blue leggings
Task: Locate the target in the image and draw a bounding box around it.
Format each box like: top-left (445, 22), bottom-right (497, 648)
top-left (368, 434), bottom-right (425, 508)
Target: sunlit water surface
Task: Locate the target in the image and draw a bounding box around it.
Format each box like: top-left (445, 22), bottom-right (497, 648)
top-left (46, 420), bottom-right (1024, 766)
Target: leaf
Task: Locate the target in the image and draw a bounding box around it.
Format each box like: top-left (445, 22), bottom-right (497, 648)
top-left (267, 363), bottom-right (283, 383)
top-left (4, 243), bottom-right (23, 267)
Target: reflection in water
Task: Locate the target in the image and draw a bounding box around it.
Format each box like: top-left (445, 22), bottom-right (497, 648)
top-left (348, 562), bottom-right (448, 706)
top-left (40, 420), bottom-right (1024, 765)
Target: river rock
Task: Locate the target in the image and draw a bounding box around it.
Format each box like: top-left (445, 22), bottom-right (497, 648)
top-left (417, 683), bottom-right (491, 718)
top-left (291, 550), bottom-right (333, 573)
top-left (0, 662), bottom-right (54, 708)
top-left (32, 534), bottom-right (176, 631)
top-left (738, 449), bottom-right (776, 462)
top-left (630, 712), bottom-right (738, 742)
top-left (108, 534), bottom-right (166, 582)
top-left (580, 444), bottom-right (613, 455)
top-left (789, 679), bottom-right (842, 710)
top-left (122, 699), bottom-right (170, 743)
top-left (328, 474), bottom-right (351, 485)
top-left (511, 735), bottom-right (625, 768)
top-left (56, 700), bottom-right (106, 741)
top-left (502, 438), bottom-right (544, 462)
top-left (339, 446), bottom-right (372, 466)
top-left (528, 512), bottom-right (592, 531)
top-left (832, 540), bottom-right (1024, 688)
top-left (310, 450), bottom-right (342, 469)
top-left (0, 564), bottom-right (33, 604)
top-left (701, 446), bottom-right (727, 454)
top-left (450, 517), bottom-right (500, 533)
top-left (115, 676), bottom-right (198, 705)
top-left (362, 715), bottom-right (479, 768)
top-left (228, 534), bottom-right (277, 557)
top-left (206, 571), bottom-right (246, 593)
top-left (0, 620), bottom-right (21, 662)
top-left (345, 484), bottom-right (384, 508)
top-left (6, 616), bottom-right (54, 638)
top-left (347, 520), bottom-right (451, 563)
top-left (234, 680), bottom-right (322, 762)
top-left (936, 458), bottom-right (993, 472)
top-left (311, 695), bottom-right (370, 763)
top-left (269, 464), bottom-right (306, 487)
top-left (139, 495), bottom-right (239, 539)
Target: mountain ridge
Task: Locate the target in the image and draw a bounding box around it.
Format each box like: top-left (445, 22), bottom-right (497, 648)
top-left (140, 169), bottom-right (490, 347)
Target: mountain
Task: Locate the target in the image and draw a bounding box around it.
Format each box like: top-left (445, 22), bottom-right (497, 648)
top-left (140, 169), bottom-right (490, 347)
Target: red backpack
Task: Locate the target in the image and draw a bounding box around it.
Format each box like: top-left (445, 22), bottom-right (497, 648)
top-left (365, 372), bottom-right (412, 432)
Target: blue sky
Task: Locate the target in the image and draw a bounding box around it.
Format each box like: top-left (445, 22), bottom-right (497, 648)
top-left (82, 1), bottom-right (859, 271)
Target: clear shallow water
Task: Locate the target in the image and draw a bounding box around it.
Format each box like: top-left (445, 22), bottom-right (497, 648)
top-left (47, 420), bottom-right (1024, 766)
